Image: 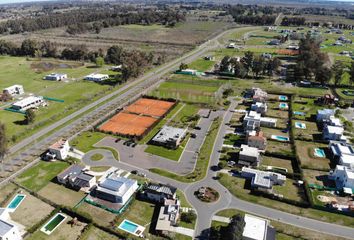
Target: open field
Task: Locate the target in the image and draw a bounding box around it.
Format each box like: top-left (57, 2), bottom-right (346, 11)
top-left (77, 202), bottom-right (116, 227)
top-left (303, 169), bottom-right (332, 187)
top-left (188, 58), bottom-right (215, 72)
top-left (27, 216), bottom-right (87, 240)
top-left (273, 179), bottom-right (307, 202)
top-left (81, 226), bottom-right (117, 240)
top-left (38, 182), bottom-right (86, 207)
top-left (261, 156), bottom-right (294, 173)
top-left (0, 183), bottom-right (18, 205)
top-left (15, 161), bottom-right (69, 192)
top-left (266, 141), bottom-right (294, 157)
top-left (70, 131), bottom-right (108, 153)
top-left (0, 56), bottom-right (113, 144)
top-left (9, 191), bottom-right (55, 230)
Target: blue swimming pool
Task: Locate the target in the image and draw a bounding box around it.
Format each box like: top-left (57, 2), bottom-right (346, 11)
top-left (271, 135), bottom-right (289, 142)
top-left (314, 148), bottom-right (326, 158)
top-left (7, 194), bottom-right (26, 211)
top-left (293, 111), bottom-right (305, 116)
top-left (279, 103), bottom-right (288, 109)
top-left (119, 220), bottom-right (138, 233)
top-left (295, 122), bottom-right (306, 129)
top-left (279, 95), bottom-right (288, 101)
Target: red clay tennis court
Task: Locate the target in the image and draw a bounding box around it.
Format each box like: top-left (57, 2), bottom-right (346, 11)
top-left (276, 49), bottom-right (299, 56)
top-left (99, 112), bottom-right (157, 136)
top-left (125, 98), bottom-right (175, 117)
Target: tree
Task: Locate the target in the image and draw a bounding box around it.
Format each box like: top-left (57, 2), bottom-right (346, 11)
top-left (332, 60), bottom-right (344, 87)
top-left (251, 56), bottom-right (264, 78)
top-left (349, 61), bottom-right (354, 86)
top-left (179, 62), bottom-right (188, 71)
top-left (315, 66), bottom-right (332, 85)
top-left (241, 51), bottom-right (254, 76)
top-left (222, 214), bottom-right (246, 240)
top-left (218, 161), bottom-right (226, 169)
top-left (25, 109), bottom-right (36, 125)
top-left (95, 57), bottom-right (104, 67)
top-left (105, 45), bottom-right (124, 65)
top-left (20, 39), bottom-right (38, 57)
top-left (0, 122), bottom-right (7, 160)
top-left (180, 211), bottom-right (197, 223)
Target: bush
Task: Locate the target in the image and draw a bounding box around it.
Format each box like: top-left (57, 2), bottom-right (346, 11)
top-left (218, 161), bottom-right (227, 169)
top-left (181, 211), bottom-right (197, 223)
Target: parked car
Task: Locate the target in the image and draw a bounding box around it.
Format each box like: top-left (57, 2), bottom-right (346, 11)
top-left (194, 126), bottom-right (201, 130)
top-left (115, 138), bottom-right (121, 143)
top-left (131, 170), bottom-right (138, 174)
top-left (191, 133), bottom-right (197, 138)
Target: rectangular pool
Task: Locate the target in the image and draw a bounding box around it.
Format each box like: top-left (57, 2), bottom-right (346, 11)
top-left (293, 111), bottom-right (305, 116)
top-left (41, 213), bottom-right (67, 235)
top-left (279, 95), bottom-right (288, 101)
top-left (271, 135), bottom-right (290, 142)
top-left (118, 219), bottom-right (145, 237)
top-left (295, 122), bottom-right (306, 129)
top-left (6, 194), bottom-right (26, 212)
top-left (314, 148), bottom-right (326, 158)
top-left (279, 103), bottom-right (288, 109)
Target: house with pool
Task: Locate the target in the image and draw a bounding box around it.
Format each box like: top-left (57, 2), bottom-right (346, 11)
top-left (0, 208), bottom-right (23, 240)
top-left (87, 172), bottom-right (139, 212)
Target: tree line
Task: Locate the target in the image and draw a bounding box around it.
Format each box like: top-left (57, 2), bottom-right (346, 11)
top-left (281, 16), bottom-right (306, 26)
top-left (217, 52), bottom-right (281, 79)
top-left (225, 5), bottom-right (276, 25)
top-left (0, 7), bottom-right (185, 35)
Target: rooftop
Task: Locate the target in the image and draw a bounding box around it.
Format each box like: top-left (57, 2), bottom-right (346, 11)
top-left (325, 125), bottom-right (344, 135)
top-left (49, 139), bottom-right (68, 151)
top-left (152, 126), bottom-right (187, 144)
top-left (12, 96), bottom-right (43, 108)
top-left (318, 109), bottom-right (335, 116)
top-left (240, 144), bottom-right (259, 158)
top-left (146, 183), bottom-right (177, 196)
top-left (97, 173), bottom-right (137, 197)
top-left (242, 167), bottom-right (286, 189)
top-left (243, 214), bottom-right (268, 240)
top-left (0, 219), bottom-right (14, 237)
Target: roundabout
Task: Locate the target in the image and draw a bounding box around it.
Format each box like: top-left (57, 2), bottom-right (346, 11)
top-left (195, 187), bottom-right (220, 203)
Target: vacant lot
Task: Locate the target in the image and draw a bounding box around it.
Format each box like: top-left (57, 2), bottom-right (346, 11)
top-left (38, 182), bottom-right (86, 207)
top-left (261, 156), bottom-right (294, 173)
top-left (303, 169), bottom-right (332, 187)
top-left (0, 56), bottom-right (112, 144)
top-left (273, 179), bottom-right (307, 203)
top-left (82, 226), bottom-right (117, 240)
top-left (10, 192), bottom-right (54, 230)
top-left (70, 131), bottom-right (108, 153)
top-left (295, 141), bottom-right (332, 171)
top-left (16, 161), bottom-right (69, 192)
top-left (0, 183), bottom-right (18, 206)
top-left (266, 141), bottom-right (294, 157)
top-left (77, 202), bottom-right (116, 227)
top-left (292, 97), bottom-right (328, 121)
top-left (27, 216), bottom-right (87, 240)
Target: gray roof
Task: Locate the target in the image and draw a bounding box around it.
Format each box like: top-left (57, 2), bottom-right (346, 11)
top-left (0, 219), bottom-right (14, 237)
top-left (152, 126), bottom-right (187, 144)
top-left (57, 164), bottom-right (84, 179)
top-left (146, 183), bottom-right (177, 196)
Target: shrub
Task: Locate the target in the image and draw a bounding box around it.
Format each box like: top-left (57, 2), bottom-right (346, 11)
top-left (181, 211), bottom-right (197, 223)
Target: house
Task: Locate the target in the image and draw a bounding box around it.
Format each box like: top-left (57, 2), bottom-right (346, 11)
top-left (143, 183), bottom-right (177, 203)
top-left (155, 199), bottom-right (180, 235)
top-left (328, 116), bottom-right (343, 127)
top-left (204, 56), bottom-right (214, 61)
top-left (84, 73), bottom-right (109, 82)
top-left (3, 85), bottom-right (24, 96)
top-left (239, 144), bottom-right (261, 166)
top-left (90, 173), bottom-right (138, 206)
top-left (243, 214), bottom-right (276, 240)
top-left (251, 88), bottom-right (268, 103)
top-left (251, 102), bottom-right (267, 115)
top-left (241, 167), bottom-right (286, 189)
top-left (227, 43), bottom-right (239, 49)
top-left (243, 111), bottom-right (261, 132)
top-left (11, 96), bottom-right (46, 111)
top-left (316, 109), bottom-right (335, 122)
top-left (330, 142), bottom-right (354, 167)
top-left (57, 164), bottom-right (96, 191)
top-left (260, 117), bottom-right (277, 128)
top-left (44, 73), bottom-right (67, 81)
top-left (47, 139), bottom-right (70, 160)
top-left (151, 126), bottom-right (187, 149)
top-left (317, 94), bottom-right (338, 105)
top-left (323, 125), bottom-right (347, 142)
top-left (247, 131), bottom-right (267, 150)
top-left (329, 165), bottom-right (354, 191)
top-left (0, 208), bottom-right (22, 240)
top-left (268, 39), bottom-right (280, 45)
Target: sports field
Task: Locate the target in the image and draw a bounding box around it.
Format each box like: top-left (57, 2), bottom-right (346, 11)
top-left (125, 98), bottom-right (175, 118)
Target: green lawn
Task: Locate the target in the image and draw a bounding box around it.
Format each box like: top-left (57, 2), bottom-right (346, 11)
top-left (217, 173), bottom-right (354, 227)
top-left (335, 87), bottom-right (354, 101)
top-left (91, 153), bottom-right (104, 161)
top-left (0, 56), bottom-right (115, 145)
top-left (144, 141), bottom-right (186, 161)
top-left (15, 161), bottom-right (69, 192)
top-left (188, 58), bottom-right (215, 72)
top-left (70, 131), bottom-right (108, 153)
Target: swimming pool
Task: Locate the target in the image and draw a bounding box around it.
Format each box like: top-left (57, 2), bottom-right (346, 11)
top-left (279, 95), bottom-right (288, 101)
top-left (41, 213), bottom-right (67, 235)
top-left (118, 219), bottom-right (145, 236)
top-left (271, 135), bottom-right (290, 142)
top-left (314, 148), bottom-right (326, 158)
top-left (293, 111), bottom-right (305, 116)
top-left (279, 103), bottom-right (288, 109)
top-left (295, 122), bottom-right (306, 129)
top-left (7, 194), bottom-right (26, 212)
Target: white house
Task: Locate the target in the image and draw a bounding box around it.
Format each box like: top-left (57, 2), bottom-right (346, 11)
top-left (329, 165), bottom-right (354, 191)
top-left (3, 85), bottom-right (24, 96)
top-left (260, 117), bottom-right (277, 128)
top-left (47, 139), bottom-right (70, 160)
top-left (316, 109), bottom-right (335, 122)
top-left (247, 131), bottom-right (267, 150)
top-left (243, 111), bottom-right (277, 131)
top-left (84, 73), bottom-right (109, 82)
top-left (0, 208), bottom-right (22, 240)
top-left (241, 167), bottom-right (286, 189)
top-left (11, 96), bottom-right (45, 111)
top-left (91, 173), bottom-right (138, 205)
top-left (251, 102), bottom-right (267, 115)
top-left (151, 126), bottom-right (187, 149)
top-left (243, 214), bottom-right (275, 240)
top-left (330, 142), bottom-right (354, 168)
top-left (44, 73), bottom-right (67, 81)
top-left (323, 125), bottom-right (347, 142)
top-left (328, 116), bottom-right (343, 127)
top-left (239, 144), bottom-right (261, 166)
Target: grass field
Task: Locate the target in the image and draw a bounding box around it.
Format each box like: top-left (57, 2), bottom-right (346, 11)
top-left (81, 226), bottom-right (117, 240)
top-left (188, 58), bottom-right (215, 72)
top-left (0, 183), bottom-right (18, 206)
top-left (70, 131), bottom-right (108, 153)
top-left (261, 156), bottom-right (294, 173)
top-left (77, 202), bottom-right (116, 227)
top-left (217, 173), bottom-right (354, 227)
top-left (144, 137), bottom-right (188, 161)
top-left (15, 161), bottom-right (69, 192)
top-left (0, 56), bottom-right (113, 144)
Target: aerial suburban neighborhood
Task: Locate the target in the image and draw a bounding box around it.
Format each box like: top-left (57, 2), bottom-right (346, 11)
top-left (0, 0), bottom-right (354, 240)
